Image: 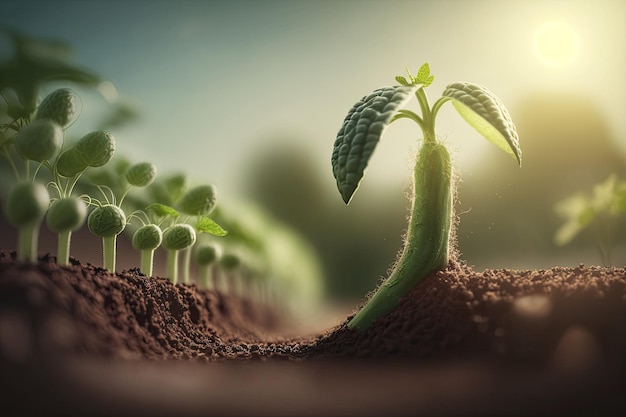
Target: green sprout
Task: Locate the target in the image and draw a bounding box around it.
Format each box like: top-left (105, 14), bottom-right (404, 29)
top-left (554, 174), bottom-right (626, 265)
top-left (194, 242), bottom-right (223, 288)
top-left (86, 160), bottom-right (156, 272)
top-left (174, 184), bottom-right (228, 284)
top-left (162, 223), bottom-right (197, 284)
top-left (332, 63), bottom-right (521, 331)
top-left (129, 202), bottom-right (179, 277)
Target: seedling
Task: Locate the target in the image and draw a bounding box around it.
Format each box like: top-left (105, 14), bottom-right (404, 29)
top-left (554, 174), bottom-right (626, 265)
top-left (194, 242), bottom-right (223, 288)
top-left (162, 223), bottom-right (197, 284)
top-left (332, 63), bottom-right (521, 331)
top-left (129, 202), bottom-right (179, 277)
top-left (87, 161), bottom-right (157, 272)
top-left (173, 184), bottom-right (228, 284)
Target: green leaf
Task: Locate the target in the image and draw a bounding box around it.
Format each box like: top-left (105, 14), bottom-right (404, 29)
top-left (332, 85), bottom-right (420, 204)
top-left (145, 203), bottom-right (179, 218)
top-left (395, 76), bottom-right (409, 86)
top-left (196, 216), bottom-right (228, 236)
top-left (415, 63), bottom-right (433, 87)
top-left (442, 82), bottom-right (521, 165)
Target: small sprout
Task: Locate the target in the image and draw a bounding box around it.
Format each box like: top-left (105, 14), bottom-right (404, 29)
top-left (46, 197), bottom-right (88, 265)
top-left (178, 184), bottom-right (217, 216)
top-left (195, 242), bottom-right (222, 288)
top-left (4, 181), bottom-right (50, 262)
top-left (14, 119), bottom-right (63, 162)
top-left (87, 204), bottom-right (126, 272)
top-left (332, 63), bottom-right (521, 330)
top-left (132, 224), bottom-right (163, 277)
top-left (74, 130), bottom-right (115, 168)
top-left (125, 162), bottom-right (157, 188)
top-left (162, 223), bottom-right (197, 284)
top-left (35, 88), bottom-right (78, 128)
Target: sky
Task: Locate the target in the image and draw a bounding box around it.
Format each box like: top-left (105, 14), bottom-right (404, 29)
top-left (1, 0), bottom-right (625, 204)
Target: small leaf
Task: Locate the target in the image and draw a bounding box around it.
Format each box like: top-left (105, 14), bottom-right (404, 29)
top-left (416, 63), bottom-right (431, 84)
top-left (332, 85), bottom-right (420, 203)
top-left (443, 82), bottom-right (521, 165)
top-left (196, 216), bottom-right (228, 236)
top-left (395, 76), bottom-right (409, 86)
top-left (145, 203), bottom-right (179, 218)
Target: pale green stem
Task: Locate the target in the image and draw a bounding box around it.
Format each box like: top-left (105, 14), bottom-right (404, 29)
top-left (140, 249), bottom-right (155, 277)
top-left (199, 264), bottom-right (211, 288)
top-left (182, 247), bottom-right (192, 284)
top-left (167, 250), bottom-right (179, 284)
top-left (57, 230), bottom-right (72, 265)
top-left (102, 236), bottom-right (117, 272)
top-left (18, 223), bottom-right (40, 263)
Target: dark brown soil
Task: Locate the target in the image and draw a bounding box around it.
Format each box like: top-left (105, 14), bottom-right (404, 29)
top-left (1, 250), bottom-right (625, 416)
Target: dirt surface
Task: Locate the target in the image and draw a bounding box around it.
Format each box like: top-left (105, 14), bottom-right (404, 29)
top-left (1, 250), bottom-right (625, 416)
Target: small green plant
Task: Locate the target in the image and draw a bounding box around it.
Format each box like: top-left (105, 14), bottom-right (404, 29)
top-left (162, 223), bottom-right (197, 284)
top-left (331, 63), bottom-right (521, 331)
top-left (554, 174), bottom-right (626, 265)
top-left (194, 242), bottom-right (223, 288)
top-left (87, 160), bottom-right (157, 272)
top-left (173, 184), bottom-right (227, 284)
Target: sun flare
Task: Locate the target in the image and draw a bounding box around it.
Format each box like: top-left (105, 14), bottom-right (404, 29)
top-left (534, 21), bottom-right (579, 68)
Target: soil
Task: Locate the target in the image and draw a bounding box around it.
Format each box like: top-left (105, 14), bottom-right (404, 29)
top-left (1, 249), bottom-right (625, 416)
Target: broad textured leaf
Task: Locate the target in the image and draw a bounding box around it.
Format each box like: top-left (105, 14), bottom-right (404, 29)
top-left (332, 85), bottom-right (419, 203)
top-left (443, 82), bottom-right (521, 165)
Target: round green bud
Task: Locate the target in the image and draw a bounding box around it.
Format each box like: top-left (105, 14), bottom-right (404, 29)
top-left (56, 148), bottom-right (89, 177)
top-left (125, 162), bottom-right (157, 188)
top-left (132, 224), bottom-right (163, 251)
top-left (35, 88), bottom-right (77, 128)
top-left (5, 181), bottom-right (50, 227)
top-left (74, 130), bottom-right (115, 167)
top-left (195, 243), bottom-right (222, 266)
top-left (220, 253), bottom-right (240, 270)
top-left (178, 184), bottom-right (217, 216)
top-left (15, 119), bottom-right (63, 162)
top-left (87, 204), bottom-right (126, 238)
top-left (162, 224), bottom-right (196, 251)
top-left (46, 197), bottom-right (87, 233)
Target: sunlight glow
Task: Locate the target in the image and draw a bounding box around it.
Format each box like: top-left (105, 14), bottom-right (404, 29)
top-left (534, 21), bottom-right (579, 68)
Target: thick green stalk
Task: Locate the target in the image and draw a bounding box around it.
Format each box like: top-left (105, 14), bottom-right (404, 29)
top-left (57, 230), bottom-right (71, 265)
top-left (102, 236), bottom-right (117, 272)
top-left (167, 250), bottom-right (179, 284)
top-left (140, 249), bottom-right (155, 277)
top-left (348, 140), bottom-right (452, 331)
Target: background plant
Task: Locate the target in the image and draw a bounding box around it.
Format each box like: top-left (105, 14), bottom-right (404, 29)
top-left (332, 63), bottom-right (521, 330)
top-left (554, 174), bottom-right (626, 265)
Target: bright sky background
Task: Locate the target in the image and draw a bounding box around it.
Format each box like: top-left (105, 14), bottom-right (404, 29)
top-left (1, 0), bottom-right (625, 203)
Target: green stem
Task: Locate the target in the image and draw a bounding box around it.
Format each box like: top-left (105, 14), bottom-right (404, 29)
top-left (57, 230), bottom-right (71, 265)
top-left (199, 264), bottom-right (211, 288)
top-left (348, 141), bottom-right (453, 331)
top-left (17, 223), bottom-right (40, 263)
top-left (167, 250), bottom-right (179, 284)
top-left (140, 249), bottom-right (155, 277)
top-left (102, 235), bottom-right (117, 272)
top-left (182, 247), bottom-right (192, 284)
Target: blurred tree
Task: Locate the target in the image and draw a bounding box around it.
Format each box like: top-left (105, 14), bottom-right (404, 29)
top-left (242, 139), bottom-right (408, 301)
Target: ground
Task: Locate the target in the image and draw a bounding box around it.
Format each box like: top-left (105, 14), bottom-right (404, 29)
top-left (1, 250), bottom-right (625, 416)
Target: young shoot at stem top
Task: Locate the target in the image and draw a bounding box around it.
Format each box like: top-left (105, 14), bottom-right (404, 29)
top-left (331, 63), bottom-right (521, 331)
